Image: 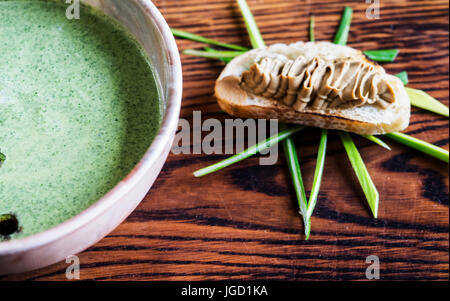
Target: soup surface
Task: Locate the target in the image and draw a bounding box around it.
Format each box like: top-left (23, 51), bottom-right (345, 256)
top-left (0, 0), bottom-right (161, 239)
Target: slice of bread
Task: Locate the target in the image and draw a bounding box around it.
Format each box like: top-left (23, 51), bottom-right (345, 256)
top-left (215, 41), bottom-right (410, 135)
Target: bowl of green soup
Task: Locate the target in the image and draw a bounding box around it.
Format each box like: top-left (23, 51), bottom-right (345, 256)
top-left (0, 0), bottom-right (182, 274)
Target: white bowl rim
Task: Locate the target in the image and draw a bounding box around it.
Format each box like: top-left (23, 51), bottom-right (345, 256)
top-left (0, 0), bottom-right (182, 255)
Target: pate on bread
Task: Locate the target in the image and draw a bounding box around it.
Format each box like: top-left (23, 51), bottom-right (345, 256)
top-left (215, 41), bottom-right (410, 135)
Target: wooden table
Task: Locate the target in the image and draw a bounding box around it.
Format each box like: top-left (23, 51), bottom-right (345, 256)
top-left (5, 0), bottom-right (448, 281)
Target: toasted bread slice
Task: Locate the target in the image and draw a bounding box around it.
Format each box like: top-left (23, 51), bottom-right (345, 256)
top-left (215, 42), bottom-right (410, 135)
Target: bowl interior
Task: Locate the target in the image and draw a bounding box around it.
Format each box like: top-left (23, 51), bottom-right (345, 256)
top-left (0, 0), bottom-right (181, 259)
top-left (85, 0), bottom-right (170, 112)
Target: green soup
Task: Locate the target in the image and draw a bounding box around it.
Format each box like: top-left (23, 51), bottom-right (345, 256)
top-left (0, 0), bottom-right (162, 239)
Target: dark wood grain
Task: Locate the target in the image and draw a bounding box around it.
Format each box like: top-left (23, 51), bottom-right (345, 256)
top-left (3, 0), bottom-right (448, 281)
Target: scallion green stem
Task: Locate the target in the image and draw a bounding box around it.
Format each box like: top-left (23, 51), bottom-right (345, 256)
top-left (364, 49), bottom-right (399, 62)
top-left (193, 126), bottom-right (306, 177)
top-left (282, 133), bottom-right (311, 239)
top-left (395, 73), bottom-right (450, 117)
top-left (204, 47), bottom-right (236, 63)
top-left (339, 132), bottom-right (379, 218)
top-left (306, 130), bottom-right (328, 219)
top-left (333, 6), bottom-right (353, 45)
top-left (171, 28), bottom-right (249, 51)
top-left (183, 49), bottom-right (245, 59)
top-left (309, 15), bottom-right (315, 42)
top-left (237, 0), bottom-right (266, 48)
top-left (359, 134), bottom-right (391, 150)
top-left (395, 71), bottom-right (409, 85)
top-left (385, 132), bottom-right (449, 163)
top-left (406, 87), bottom-right (449, 118)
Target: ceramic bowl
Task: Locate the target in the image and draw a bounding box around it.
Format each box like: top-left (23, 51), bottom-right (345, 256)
top-left (0, 0), bottom-right (182, 274)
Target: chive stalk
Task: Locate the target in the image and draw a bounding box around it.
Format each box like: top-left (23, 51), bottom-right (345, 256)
top-left (306, 130), bottom-right (328, 219)
top-left (204, 47), bottom-right (234, 63)
top-left (183, 49), bottom-right (245, 59)
top-left (395, 71), bottom-right (409, 85)
top-left (237, 0), bottom-right (266, 48)
top-left (282, 135), bottom-right (311, 239)
top-left (364, 49), bottom-right (399, 62)
top-left (193, 126), bottom-right (306, 177)
top-left (385, 132), bottom-right (449, 163)
top-left (333, 6), bottom-right (353, 45)
top-left (395, 72), bottom-right (450, 117)
top-left (171, 28), bottom-right (249, 51)
top-left (406, 88), bottom-right (449, 118)
top-left (309, 15), bottom-right (315, 42)
top-left (359, 134), bottom-right (391, 150)
top-left (339, 132), bottom-right (379, 218)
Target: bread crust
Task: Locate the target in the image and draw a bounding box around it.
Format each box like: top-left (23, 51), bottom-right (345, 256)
top-left (215, 42), bottom-right (411, 135)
